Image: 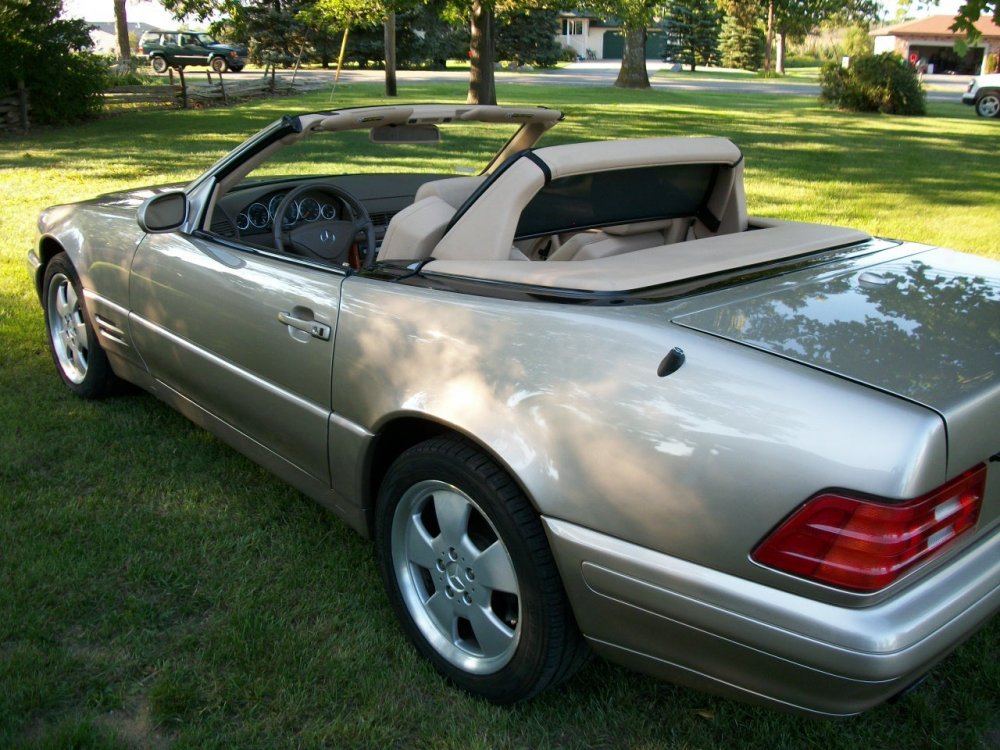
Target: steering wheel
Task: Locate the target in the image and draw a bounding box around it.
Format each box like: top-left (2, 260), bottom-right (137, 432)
top-left (272, 183), bottom-right (376, 269)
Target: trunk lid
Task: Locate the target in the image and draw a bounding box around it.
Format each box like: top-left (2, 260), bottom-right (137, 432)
top-left (673, 245), bottom-right (1000, 475)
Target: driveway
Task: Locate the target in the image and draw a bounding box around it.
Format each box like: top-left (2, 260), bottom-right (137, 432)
top-left (231, 61), bottom-right (968, 103)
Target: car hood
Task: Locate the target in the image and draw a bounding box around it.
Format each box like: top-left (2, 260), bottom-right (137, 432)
top-left (207, 42), bottom-right (247, 54)
top-left (674, 245), bottom-right (1000, 473)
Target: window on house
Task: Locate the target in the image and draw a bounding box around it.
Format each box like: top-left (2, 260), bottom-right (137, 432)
top-left (562, 19), bottom-right (583, 36)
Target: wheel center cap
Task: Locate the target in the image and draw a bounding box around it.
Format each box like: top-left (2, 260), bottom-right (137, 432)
top-left (445, 562), bottom-right (466, 592)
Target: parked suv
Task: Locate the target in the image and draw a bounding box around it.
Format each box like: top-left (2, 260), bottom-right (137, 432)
top-left (137, 30), bottom-right (247, 74)
top-left (962, 73), bottom-right (1000, 118)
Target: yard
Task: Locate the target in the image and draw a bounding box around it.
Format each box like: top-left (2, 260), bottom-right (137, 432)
top-left (1, 82), bottom-right (998, 749)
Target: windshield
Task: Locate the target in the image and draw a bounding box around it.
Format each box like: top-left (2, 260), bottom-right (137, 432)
top-left (239, 122), bottom-right (533, 184)
top-left (197, 34), bottom-right (219, 45)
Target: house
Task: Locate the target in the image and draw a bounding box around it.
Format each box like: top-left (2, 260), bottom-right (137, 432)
top-left (557, 11), bottom-right (667, 60)
top-left (872, 15), bottom-right (999, 75)
top-left (86, 21), bottom-right (156, 57)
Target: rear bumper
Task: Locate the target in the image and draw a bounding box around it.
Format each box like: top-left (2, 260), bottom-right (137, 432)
top-left (962, 93), bottom-right (976, 105)
top-left (543, 517), bottom-right (1000, 716)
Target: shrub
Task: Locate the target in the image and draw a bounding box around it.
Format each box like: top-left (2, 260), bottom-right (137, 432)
top-left (820, 53), bottom-right (926, 115)
top-left (0, 0), bottom-right (108, 125)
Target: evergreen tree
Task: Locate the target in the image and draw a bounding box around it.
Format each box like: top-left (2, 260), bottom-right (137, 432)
top-left (660, 0), bottom-right (721, 72)
top-left (496, 8), bottom-right (562, 67)
top-left (718, 14), bottom-right (765, 71)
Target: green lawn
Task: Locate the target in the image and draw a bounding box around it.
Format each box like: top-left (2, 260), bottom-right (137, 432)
top-left (1, 82), bottom-right (998, 749)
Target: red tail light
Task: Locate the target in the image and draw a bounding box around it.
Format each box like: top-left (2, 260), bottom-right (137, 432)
top-left (752, 465), bottom-right (986, 592)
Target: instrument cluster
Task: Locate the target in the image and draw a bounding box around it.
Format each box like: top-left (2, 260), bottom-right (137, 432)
top-left (235, 191), bottom-right (341, 233)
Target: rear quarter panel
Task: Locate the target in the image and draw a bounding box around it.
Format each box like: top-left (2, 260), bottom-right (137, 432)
top-left (333, 275), bottom-right (949, 602)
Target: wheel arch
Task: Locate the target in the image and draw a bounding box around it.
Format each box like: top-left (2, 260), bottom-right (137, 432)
top-left (33, 236), bottom-right (68, 300)
top-left (363, 415), bottom-right (542, 538)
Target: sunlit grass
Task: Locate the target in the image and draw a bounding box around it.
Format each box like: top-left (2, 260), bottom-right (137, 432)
top-left (1, 82), bottom-right (997, 749)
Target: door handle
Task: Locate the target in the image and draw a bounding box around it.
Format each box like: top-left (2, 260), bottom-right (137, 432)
top-left (278, 310), bottom-right (331, 341)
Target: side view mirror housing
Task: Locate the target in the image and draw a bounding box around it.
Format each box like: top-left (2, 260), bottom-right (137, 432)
top-left (138, 191), bottom-right (188, 233)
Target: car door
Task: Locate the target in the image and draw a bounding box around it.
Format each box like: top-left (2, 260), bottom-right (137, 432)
top-left (159, 33), bottom-right (182, 66)
top-left (128, 232), bottom-right (343, 485)
top-left (178, 33), bottom-right (205, 66)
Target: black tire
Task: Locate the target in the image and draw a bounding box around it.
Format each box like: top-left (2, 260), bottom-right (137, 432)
top-left (229, 65), bottom-right (244, 73)
top-left (210, 56), bottom-right (227, 73)
top-left (374, 436), bottom-right (588, 704)
top-left (975, 92), bottom-right (999, 118)
top-left (42, 253), bottom-right (119, 399)
top-left (150, 55), bottom-right (168, 74)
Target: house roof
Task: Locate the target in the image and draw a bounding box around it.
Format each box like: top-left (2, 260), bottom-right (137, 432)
top-left (873, 14), bottom-right (999, 39)
top-left (88, 21), bottom-right (156, 35)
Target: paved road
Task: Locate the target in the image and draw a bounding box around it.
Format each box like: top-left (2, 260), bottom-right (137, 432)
top-left (240, 61), bottom-right (968, 104)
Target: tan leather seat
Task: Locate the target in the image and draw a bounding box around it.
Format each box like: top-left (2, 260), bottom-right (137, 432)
top-left (413, 176), bottom-right (486, 208)
top-left (547, 219), bottom-right (690, 262)
top-left (377, 196), bottom-right (455, 262)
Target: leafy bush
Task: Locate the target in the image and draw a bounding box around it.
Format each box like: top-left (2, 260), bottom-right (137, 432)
top-left (0, 0), bottom-right (107, 125)
top-left (820, 53), bottom-right (926, 115)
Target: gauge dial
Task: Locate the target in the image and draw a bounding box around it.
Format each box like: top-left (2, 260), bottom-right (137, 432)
top-left (297, 197), bottom-right (321, 222)
top-left (236, 212), bottom-right (250, 231)
top-left (320, 202), bottom-right (337, 220)
top-left (246, 202), bottom-right (269, 229)
top-left (267, 194), bottom-right (285, 223)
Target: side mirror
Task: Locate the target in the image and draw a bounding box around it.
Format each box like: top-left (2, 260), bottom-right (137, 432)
top-left (138, 191), bottom-right (188, 233)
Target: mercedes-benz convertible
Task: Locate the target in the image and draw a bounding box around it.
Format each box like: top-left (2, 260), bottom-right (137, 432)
top-left (28, 104), bottom-right (1000, 716)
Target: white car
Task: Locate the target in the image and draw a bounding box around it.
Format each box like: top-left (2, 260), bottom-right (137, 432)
top-left (962, 73), bottom-right (1000, 117)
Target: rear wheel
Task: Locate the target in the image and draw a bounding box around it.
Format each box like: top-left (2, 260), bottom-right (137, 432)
top-left (374, 437), bottom-right (588, 703)
top-left (43, 253), bottom-right (118, 399)
top-left (975, 92), bottom-right (999, 118)
top-left (210, 56), bottom-right (227, 73)
top-left (150, 55), bottom-right (168, 74)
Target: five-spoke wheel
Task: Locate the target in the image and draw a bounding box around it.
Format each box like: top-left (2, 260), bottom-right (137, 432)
top-left (375, 437), bottom-right (587, 703)
top-left (43, 253), bottom-right (118, 398)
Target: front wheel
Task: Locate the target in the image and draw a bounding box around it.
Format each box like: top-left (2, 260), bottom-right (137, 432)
top-left (150, 55), bottom-right (168, 74)
top-left (975, 93), bottom-right (999, 118)
top-left (210, 56), bottom-right (227, 73)
top-left (374, 437), bottom-right (588, 703)
top-left (43, 253), bottom-right (119, 399)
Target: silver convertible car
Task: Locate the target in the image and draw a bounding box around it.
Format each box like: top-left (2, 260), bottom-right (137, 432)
top-left (29, 104), bottom-right (1000, 716)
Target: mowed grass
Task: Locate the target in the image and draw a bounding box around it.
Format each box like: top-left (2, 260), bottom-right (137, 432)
top-left (1, 82), bottom-right (998, 749)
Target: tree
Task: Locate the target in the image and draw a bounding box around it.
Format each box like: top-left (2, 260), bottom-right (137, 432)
top-left (589, 0), bottom-right (659, 88)
top-left (114, 0), bottom-right (131, 64)
top-left (718, 14), bottom-right (765, 70)
top-left (496, 7), bottom-right (562, 67)
top-left (467, 0), bottom-right (496, 103)
top-left (717, 1), bottom-right (879, 75)
top-left (661, 0), bottom-right (721, 72)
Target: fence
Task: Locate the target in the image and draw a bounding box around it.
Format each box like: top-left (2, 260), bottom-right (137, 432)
top-left (0, 83), bottom-right (30, 133)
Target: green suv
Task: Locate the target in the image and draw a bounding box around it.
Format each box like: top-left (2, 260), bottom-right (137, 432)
top-left (137, 30), bottom-right (247, 73)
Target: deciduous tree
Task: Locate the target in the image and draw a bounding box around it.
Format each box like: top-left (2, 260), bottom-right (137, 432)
top-left (588, 0), bottom-right (659, 88)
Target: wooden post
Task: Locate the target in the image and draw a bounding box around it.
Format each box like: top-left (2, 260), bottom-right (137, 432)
top-left (216, 71), bottom-right (227, 104)
top-left (178, 67), bottom-right (188, 109)
top-left (17, 79), bottom-right (29, 132)
top-left (335, 28), bottom-right (350, 84)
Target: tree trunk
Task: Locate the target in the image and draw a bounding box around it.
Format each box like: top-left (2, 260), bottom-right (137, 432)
top-left (763, 0), bottom-right (775, 75)
top-left (467, 0), bottom-right (496, 105)
top-left (776, 32), bottom-right (785, 75)
top-left (615, 24), bottom-right (649, 89)
top-left (113, 0), bottom-right (131, 63)
top-left (384, 12), bottom-right (397, 97)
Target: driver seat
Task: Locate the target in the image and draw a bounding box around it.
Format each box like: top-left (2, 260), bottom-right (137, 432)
top-left (377, 196), bottom-right (455, 262)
